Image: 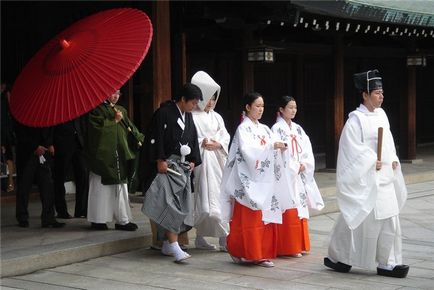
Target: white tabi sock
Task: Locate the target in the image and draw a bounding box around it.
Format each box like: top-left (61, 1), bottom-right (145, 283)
top-left (219, 236), bottom-right (227, 247)
top-left (169, 241), bottom-right (191, 262)
top-left (378, 263), bottom-right (395, 270)
top-left (161, 240), bottom-right (173, 256)
top-left (195, 236), bottom-right (216, 250)
top-left (218, 236), bottom-right (227, 252)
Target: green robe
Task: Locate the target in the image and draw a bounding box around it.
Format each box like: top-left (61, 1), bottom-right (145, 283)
top-left (86, 102), bottom-right (144, 185)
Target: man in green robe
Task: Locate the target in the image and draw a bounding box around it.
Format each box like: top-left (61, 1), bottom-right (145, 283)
top-left (85, 89), bottom-right (144, 231)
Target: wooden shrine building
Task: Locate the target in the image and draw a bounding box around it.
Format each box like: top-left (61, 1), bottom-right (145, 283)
top-left (2, 1), bottom-right (434, 168)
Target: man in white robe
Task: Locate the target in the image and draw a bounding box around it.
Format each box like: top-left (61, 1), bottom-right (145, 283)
top-left (191, 71), bottom-right (230, 251)
top-left (324, 69), bottom-right (409, 278)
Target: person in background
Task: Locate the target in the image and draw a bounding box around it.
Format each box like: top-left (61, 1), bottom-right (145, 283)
top-left (1, 81), bottom-right (16, 193)
top-left (324, 69), bottom-right (409, 278)
top-left (14, 122), bottom-right (64, 228)
top-left (85, 89), bottom-right (144, 231)
top-left (272, 95), bottom-right (324, 258)
top-left (52, 116), bottom-right (89, 219)
top-left (191, 71), bottom-right (230, 251)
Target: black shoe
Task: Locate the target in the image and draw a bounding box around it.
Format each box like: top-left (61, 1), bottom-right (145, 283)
top-left (324, 257), bottom-right (352, 273)
top-left (377, 265), bottom-right (409, 278)
top-left (90, 222), bottom-right (109, 230)
top-left (42, 221), bottom-right (66, 228)
top-left (18, 221), bottom-right (29, 228)
top-left (74, 213), bottom-right (87, 218)
top-left (56, 213), bottom-right (72, 219)
top-left (115, 222), bottom-right (138, 231)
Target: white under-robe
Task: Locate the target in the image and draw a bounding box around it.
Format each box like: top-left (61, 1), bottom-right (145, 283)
top-left (87, 171), bottom-right (132, 225)
top-left (192, 109), bottom-right (230, 237)
top-left (328, 104), bottom-right (407, 269)
top-left (271, 117), bottom-right (324, 218)
top-left (220, 117), bottom-right (295, 224)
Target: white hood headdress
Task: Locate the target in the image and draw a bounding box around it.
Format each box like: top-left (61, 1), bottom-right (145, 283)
top-left (191, 71), bottom-right (221, 111)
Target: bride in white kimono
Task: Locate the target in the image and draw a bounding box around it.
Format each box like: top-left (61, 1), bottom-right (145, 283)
top-left (324, 69), bottom-right (409, 278)
top-left (191, 71), bottom-right (230, 251)
top-left (271, 96), bottom-right (324, 257)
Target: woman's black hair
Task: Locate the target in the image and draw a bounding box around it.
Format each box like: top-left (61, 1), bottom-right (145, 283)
top-left (243, 91), bottom-right (262, 107)
top-left (277, 95), bottom-right (296, 110)
top-left (174, 83), bottom-right (203, 102)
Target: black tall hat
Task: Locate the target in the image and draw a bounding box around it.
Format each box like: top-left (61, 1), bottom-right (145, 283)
top-left (353, 69), bottom-right (383, 93)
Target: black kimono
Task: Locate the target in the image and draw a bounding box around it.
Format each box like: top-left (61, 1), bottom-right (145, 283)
top-left (141, 100), bottom-right (201, 192)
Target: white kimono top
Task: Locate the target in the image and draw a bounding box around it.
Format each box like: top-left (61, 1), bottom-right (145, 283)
top-left (337, 104), bottom-right (407, 230)
top-left (271, 117), bottom-right (324, 219)
top-left (221, 117), bottom-right (295, 224)
top-left (192, 109), bottom-right (230, 225)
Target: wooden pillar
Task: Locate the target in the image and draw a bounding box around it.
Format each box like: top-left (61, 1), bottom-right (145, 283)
top-left (127, 78), bottom-right (134, 120)
top-left (400, 66), bottom-right (417, 160)
top-left (242, 57), bottom-right (254, 95)
top-left (326, 35), bottom-right (344, 169)
top-left (242, 31), bottom-right (254, 95)
top-left (180, 32), bottom-right (187, 85)
top-left (295, 55), bottom-right (304, 120)
top-left (152, 1), bottom-right (171, 110)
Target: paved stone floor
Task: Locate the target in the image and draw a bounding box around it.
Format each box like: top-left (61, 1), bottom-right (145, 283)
top-left (2, 181), bottom-right (434, 290)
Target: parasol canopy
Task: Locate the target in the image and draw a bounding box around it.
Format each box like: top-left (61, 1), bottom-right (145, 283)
top-left (10, 8), bottom-right (153, 127)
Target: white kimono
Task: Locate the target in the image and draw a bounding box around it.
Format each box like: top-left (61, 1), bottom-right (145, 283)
top-left (271, 117), bottom-right (324, 219)
top-left (221, 117), bottom-right (295, 224)
top-left (192, 109), bottom-right (230, 237)
top-left (328, 104), bottom-right (407, 269)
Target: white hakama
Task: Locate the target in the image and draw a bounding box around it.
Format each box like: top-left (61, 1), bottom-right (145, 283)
top-left (87, 171), bottom-right (132, 225)
top-left (328, 211), bottom-right (402, 269)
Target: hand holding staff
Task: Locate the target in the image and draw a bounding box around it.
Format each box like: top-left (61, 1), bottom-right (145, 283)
top-left (375, 127), bottom-right (383, 171)
top-left (377, 127), bottom-right (383, 161)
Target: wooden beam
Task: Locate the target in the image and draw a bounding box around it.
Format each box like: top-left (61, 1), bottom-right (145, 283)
top-left (326, 35), bottom-right (344, 169)
top-left (152, 1), bottom-right (171, 110)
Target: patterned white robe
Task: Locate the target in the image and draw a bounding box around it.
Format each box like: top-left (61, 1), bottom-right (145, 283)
top-left (271, 117), bottom-right (324, 219)
top-left (221, 117), bottom-right (295, 224)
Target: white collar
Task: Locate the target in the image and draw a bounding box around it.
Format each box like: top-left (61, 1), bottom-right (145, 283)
top-left (176, 103), bottom-right (185, 122)
top-left (357, 104), bottom-right (379, 116)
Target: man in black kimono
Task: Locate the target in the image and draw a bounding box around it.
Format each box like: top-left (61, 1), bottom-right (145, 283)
top-left (141, 83), bottom-right (202, 262)
top-left (15, 123), bottom-right (65, 228)
top-left (52, 116), bottom-right (89, 219)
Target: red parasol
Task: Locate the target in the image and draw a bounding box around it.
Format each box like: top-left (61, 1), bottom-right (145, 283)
top-left (9, 8), bottom-right (153, 127)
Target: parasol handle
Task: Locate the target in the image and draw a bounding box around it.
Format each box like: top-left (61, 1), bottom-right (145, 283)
top-left (110, 102), bottom-right (142, 147)
top-left (377, 127), bottom-right (383, 161)
top-left (60, 39), bottom-right (71, 49)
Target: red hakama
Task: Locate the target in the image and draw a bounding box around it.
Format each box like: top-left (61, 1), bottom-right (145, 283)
top-left (227, 201), bottom-right (277, 261)
top-left (276, 208), bottom-right (310, 255)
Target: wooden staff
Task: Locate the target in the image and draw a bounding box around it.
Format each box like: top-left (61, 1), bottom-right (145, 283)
top-left (110, 102), bottom-right (142, 147)
top-left (377, 127), bottom-right (383, 161)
